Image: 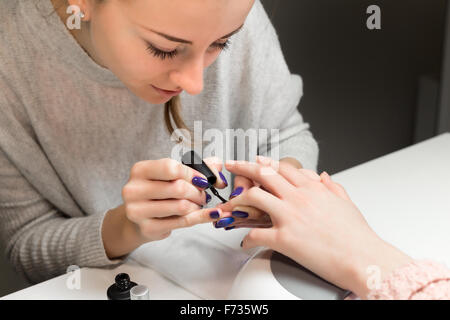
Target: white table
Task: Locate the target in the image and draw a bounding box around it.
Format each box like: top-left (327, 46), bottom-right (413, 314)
top-left (332, 132), bottom-right (450, 268)
top-left (2, 133), bottom-right (450, 300)
top-left (1, 258), bottom-right (200, 300)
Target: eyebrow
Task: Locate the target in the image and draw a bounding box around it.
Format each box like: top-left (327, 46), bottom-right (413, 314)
top-left (141, 24), bottom-right (245, 44)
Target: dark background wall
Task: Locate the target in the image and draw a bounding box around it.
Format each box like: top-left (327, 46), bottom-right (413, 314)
top-left (261, 0), bottom-right (447, 173)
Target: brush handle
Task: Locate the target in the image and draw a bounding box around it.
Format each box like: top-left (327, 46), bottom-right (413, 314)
top-left (181, 151), bottom-right (217, 186)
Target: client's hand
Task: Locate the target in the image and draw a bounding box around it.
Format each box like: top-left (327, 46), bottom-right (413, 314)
top-left (217, 171), bottom-right (271, 229)
top-left (217, 158), bottom-right (301, 230)
top-left (216, 156), bottom-right (413, 299)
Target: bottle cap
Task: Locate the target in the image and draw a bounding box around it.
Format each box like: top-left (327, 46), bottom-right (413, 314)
top-left (130, 285), bottom-right (150, 300)
top-left (106, 273), bottom-right (138, 300)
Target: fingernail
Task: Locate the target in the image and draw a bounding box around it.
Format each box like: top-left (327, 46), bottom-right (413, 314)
top-left (192, 176), bottom-right (210, 189)
top-left (229, 186), bottom-right (243, 199)
top-left (224, 226), bottom-right (235, 231)
top-left (240, 240), bottom-right (243, 247)
top-left (215, 217), bottom-right (235, 228)
top-left (321, 171), bottom-right (331, 181)
top-left (205, 192), bottom-right (212, 204)
top-left (256, 155), bottom-right (271, 165)
top-left (232, 210), bottom-right (248, 218)
top-left (219, 171), bottom-right (228, 186)
top-left (209, 210), bottom-right (220, 219)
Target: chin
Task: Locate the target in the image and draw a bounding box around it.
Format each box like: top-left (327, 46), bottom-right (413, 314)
top-left (148, 93), bottom-right (172, 105)
top-left (126, 83), bottom-right (171, 105)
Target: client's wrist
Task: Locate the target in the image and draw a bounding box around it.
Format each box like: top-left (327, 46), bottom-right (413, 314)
top-left (346, 235), bottom-right (414, 299)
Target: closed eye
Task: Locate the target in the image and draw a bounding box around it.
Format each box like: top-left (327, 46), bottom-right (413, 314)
top-left (146, 39), bottom-right (231, 60)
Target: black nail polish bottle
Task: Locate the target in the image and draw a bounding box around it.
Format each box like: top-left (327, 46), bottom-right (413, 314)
top-left (182, 151), bottom-right (227, 203)
top-left (107, 273), bottom-right (138, 300)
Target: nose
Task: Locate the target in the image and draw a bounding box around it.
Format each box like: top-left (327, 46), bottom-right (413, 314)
top-left (170, 55), bottom-right (204, 95)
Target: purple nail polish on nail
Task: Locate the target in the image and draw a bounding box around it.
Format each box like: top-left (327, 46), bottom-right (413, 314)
top-left (232, 210), bottom-right (248, 218)
top-left (229, 186), bottom-right (243, 199)
top-left (192, 176), bottom-right (209, 189)
top-left (206, 192), bottom-right (212, 203)
top-left (215, 217), bottom-right (235, 228)
top-left (219, 171), bottom-right (228, 186)
top-left (209, 211), bottom-right (220, 219)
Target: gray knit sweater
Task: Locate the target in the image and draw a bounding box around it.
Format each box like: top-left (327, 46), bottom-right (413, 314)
top-left (0, 0), bottom-right (319, 283)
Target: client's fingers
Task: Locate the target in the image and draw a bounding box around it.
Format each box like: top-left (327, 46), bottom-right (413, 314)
top-left (256, 156), bottom-right (320, 188)
top-left (203, 157), bottom-right (227, 189)
top-left (229, 175), bottom-right (254, 199)
top-left (298, 168), bottom-right (321, 181)
top-left (241, 228), bottom-right (277, 250)
top-left (225, 160), bottom-right (295, 198)
top-left (320, 172), bottom-right (351, 201)
top-left (232, 216), bottom-right (273, 229)
top-left (218, 205), bottom-right (270, 230)
top-left (217, 186), bottom-right (284, 221)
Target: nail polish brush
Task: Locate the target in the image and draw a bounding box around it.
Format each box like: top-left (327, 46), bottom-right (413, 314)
top-left (181, 150), bottom-right (227, 203)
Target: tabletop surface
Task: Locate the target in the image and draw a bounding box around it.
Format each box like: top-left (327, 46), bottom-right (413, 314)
top-left (2, 133), bottom-right (449, 300)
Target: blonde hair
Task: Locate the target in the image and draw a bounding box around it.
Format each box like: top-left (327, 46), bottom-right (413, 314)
top-left (164, 95), bottom-right (192, 145)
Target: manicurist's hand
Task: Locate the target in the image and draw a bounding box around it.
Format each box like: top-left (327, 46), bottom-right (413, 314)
top-left (216, 156), bottom-right (413, 299)
top-left (102, 157), bottom-right (227, 260)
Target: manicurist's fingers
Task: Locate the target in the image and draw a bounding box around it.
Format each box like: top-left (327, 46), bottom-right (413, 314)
top-left (141, 207), bottom-right (224, 233)
top-left (131, 158), bottom-right (200, 181)
top-left (123, 178), bottom-right (207, 206)
top-left (125, 199), bottom-right (202, 222)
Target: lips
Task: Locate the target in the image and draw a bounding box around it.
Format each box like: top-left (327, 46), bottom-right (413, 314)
top-left (152, 85), bottom-right (182, 95)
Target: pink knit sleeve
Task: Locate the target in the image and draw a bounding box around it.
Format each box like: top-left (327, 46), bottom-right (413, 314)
top-left (368, 260), bottom-right (450, 300)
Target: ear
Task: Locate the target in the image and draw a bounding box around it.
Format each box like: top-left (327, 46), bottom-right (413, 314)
top-left (67, 0), bottom-right (90, 21)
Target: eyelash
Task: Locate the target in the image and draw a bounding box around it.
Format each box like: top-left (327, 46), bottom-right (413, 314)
top-left (146, 40), bottom-right (231, 60)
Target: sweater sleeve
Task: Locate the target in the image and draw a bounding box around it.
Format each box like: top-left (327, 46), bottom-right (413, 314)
top-left (247, 1), bottom-right (319, 171)
top-left (368, 260), bottom-right (450, 300)
top-left (0, 147), bottom-right (126, 284)
top-left (0, 77), bottom-right (126, 284)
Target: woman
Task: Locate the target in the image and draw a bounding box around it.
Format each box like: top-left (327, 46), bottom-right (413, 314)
top-left (0, 0), bottom-right (318, 283)
top-left (217, 156), bottom-right (450, 300)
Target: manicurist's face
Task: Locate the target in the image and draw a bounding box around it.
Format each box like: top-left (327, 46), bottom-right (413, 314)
top-left (86, 0), bottom-right (255, 104)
